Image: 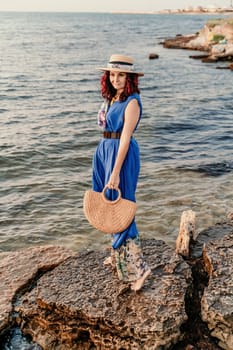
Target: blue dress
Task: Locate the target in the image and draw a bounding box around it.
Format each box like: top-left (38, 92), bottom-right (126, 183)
top-left (92, 93), bottom-right (142, 249)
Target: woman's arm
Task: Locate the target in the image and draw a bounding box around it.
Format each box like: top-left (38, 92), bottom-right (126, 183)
top-left (107, 99), bottom-right (140, 189)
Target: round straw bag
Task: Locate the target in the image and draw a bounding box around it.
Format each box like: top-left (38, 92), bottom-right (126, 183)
top-left (83, 186), bottom-right (137, 234)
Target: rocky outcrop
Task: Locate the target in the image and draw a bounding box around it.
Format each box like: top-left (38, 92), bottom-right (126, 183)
top-left (0, 217), bottom-right (232, 349)
top-left (163, 34), bottom-right (201, 50)
top-left (13, 241), bottom-right (191, 349)
top-left (162, 18), bottom-right (233, 68)
top-left (202, 233), bottom-right (233, 350)
top-left (0, 245), bottom-right (75, 335)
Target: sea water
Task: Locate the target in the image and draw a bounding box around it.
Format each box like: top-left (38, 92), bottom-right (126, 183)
top-left (0, 11), bottom-right (233, 349)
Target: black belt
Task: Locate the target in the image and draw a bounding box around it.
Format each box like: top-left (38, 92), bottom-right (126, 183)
top-left (103, 131), bottom-right (121, 139)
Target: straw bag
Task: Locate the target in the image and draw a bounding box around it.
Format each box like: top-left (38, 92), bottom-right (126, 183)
top-left (83, 186), bottom-right (137, 234)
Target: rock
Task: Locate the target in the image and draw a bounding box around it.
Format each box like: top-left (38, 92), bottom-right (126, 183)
top-left (205, 43), bottom-right (233, 62)
top-left (189, 54), bottom-right (210, 59)
top-left (201, 233), bottom-right (233, 350)
top-left (148, 53), bottom-right (159, 59)
top-left (0, 245), bottom-right (75, 334)
top-left (174, 220), bottom-right (233, 350)
top-left (202, 56), bottom-right (219, 63)
top-left (211, 22), bottom-right (233, 42)
top-left (211, 44), bottom-right (226, 54)
top-left (0, 219), bottom-right (232, 349)
top-left (162, 18), bottom-right (233, 68)
top-left (163, 34), bottom-right (199, 50)
top-left (188, 25), bottom-right (212, 50)
top-left (190, 220), bottom-right (233, 260)
top-left (15, 240), bottom-right (191, 350)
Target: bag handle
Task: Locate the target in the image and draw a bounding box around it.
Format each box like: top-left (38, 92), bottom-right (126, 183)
top-left (101, 186), bottom-right (122, 204)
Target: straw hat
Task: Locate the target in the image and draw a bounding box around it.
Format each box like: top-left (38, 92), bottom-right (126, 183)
top-left (97, 54), bottom-right (144, 76)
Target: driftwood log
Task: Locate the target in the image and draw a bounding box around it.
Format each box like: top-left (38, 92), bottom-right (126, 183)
top-left (176, 210), bottom-right (196, 257)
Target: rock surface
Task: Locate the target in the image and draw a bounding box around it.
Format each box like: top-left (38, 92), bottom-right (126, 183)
top-left (0, 219), bottom-right (232, 350)
top-left (162, 18), bottom-right (233, 68)
top-left (202, 233), bottom-right (233, 350)
top-left (0, 245), bottom-right (75, 334)
top-left (15, 240), bottom-right (191, 350)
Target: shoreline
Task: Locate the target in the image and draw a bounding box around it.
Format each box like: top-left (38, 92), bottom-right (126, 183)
top-left (111, 7), bottom-right (233, 15)
top-left (158, 8), bottom-right (233, 15)
top-left (0, 9), bottom-right (233, 15)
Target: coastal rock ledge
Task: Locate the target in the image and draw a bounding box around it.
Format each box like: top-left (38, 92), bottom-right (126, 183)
top-left (0, 218), bottom-right (233, 350)
top-left (162, 17), bottom-right (233, 69)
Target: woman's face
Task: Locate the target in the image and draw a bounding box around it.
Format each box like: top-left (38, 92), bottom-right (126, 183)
top-left (109, 71), bottom-right (127, 92)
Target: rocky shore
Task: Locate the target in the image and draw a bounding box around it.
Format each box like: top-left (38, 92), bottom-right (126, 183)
top-left (0, 213), bottom-right (232, 349)
top-left (162, 17), bottom-right (233, 69)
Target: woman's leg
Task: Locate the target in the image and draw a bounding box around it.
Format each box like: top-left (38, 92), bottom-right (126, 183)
top-left (112, 236), bottom-right (151, 290)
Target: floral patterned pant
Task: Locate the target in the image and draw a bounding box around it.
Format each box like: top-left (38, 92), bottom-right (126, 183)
top-left (111, 235), bottom-right (150, 282)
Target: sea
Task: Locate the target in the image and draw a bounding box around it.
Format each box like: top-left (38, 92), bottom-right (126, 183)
top-left (0, 11), bottom-right (233, 255)
top-left (0, 10), bottom-right (233, 349)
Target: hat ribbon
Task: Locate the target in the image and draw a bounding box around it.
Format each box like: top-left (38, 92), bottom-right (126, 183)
top-left (107, 63), bottom-right (134, 72)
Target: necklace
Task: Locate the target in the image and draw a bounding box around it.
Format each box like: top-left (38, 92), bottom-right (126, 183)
top-left (111, 94), bottom-right (120, 105)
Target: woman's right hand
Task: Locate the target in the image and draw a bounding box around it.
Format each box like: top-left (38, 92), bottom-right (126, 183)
top-left (106, 172), bottom-right (120, 190)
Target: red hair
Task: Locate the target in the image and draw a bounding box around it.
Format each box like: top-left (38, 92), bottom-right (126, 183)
top-left (100, 71), bottom-right (140, 102)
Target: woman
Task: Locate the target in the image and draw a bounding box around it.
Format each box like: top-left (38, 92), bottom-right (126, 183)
top-left (93, 54), bottom-right (151, 291)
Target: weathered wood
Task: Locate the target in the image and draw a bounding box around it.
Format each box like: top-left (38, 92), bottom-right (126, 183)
top-left (176, 210), bottom-right (196, 257)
